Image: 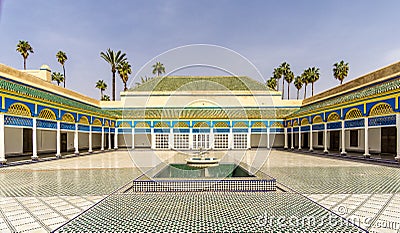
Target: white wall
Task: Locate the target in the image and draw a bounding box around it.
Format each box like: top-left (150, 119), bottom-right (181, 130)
top-left (67, 132), bottom-right (74, 151)
top-left (118, 134), bottom-right (132, 148)
top-left (78, 132), bottom-right (89, 150)
top-left (92, 133), bottom-right (102, 148)
top-left (37, 130), bottom-right (56, 153)
top-left (5, 127), bottom-right (23, 154)
top-left (369, 128), bottom-right (381, 153)
top-left (250, 134), bottom-right (269, 148)
top-left (135, 134), bottom-right (151, 148)
top-left (271, 134), bottom-right (284, 147)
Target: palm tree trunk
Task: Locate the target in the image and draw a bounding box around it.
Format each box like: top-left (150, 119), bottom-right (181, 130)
top-left (282, 79), bottom-right (285, 99)
top-left (124, 82), bottom-right (127, 91)
top-left (101, 90), bottom-right (103, 100)
top-left (297, 90), bottom-right (299, 100)
top-left (112, 71), bottom-right (116, 101)
top-left (24, 58), bottom-right (26, 70)
top-left (304, 84), bottom-right (307, 99)
top-left (287, 84), bottom-right (290, 99)
top-left (63, 65), bottom-right (66, 88)
top-left (340, 79), bottom-right (343, 85)
top-left (276, 79), bottom-right (279, 93)
top-left (312, 83), bottom-right (314, 96)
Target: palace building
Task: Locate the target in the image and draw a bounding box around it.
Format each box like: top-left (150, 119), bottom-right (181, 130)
top-left (1, 61), bottom-right (400, 164)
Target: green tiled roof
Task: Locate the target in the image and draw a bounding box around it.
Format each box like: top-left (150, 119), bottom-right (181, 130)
top-left (0, 79), bottom-right (117, 117)
top-left (130, 76), bottom-right (272, 92)
top-left (115, 108), bottom-right (296, 119)
top-left (290, 77), bottom-right (400, 117)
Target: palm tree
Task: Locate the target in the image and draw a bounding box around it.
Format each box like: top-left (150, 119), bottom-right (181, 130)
top-left (266, 77), bottom-right (277, 91)
top-left (152, 62), bottom-right (166, 76)
top-left (102, 95), bottom-right (110, 101)
top-left (56, 51), bottom-right (68, 88)
top-left (294, 75), bottom-right (303, 100)
top-left (333, 60), bottom-right (349, 85)
top-left (308, 67), bottom-right (320, 96)
top-left (272, 67), bottom-right (282, 91)
top-left (284, 70), bottom-right (294, 99)
top-left (100, 49), bottom-right (127, 100)
top-left (279, 62), bottom-right (291, 99)
top-left (16, 40), bottom-right (34, 70)
top-left (96, 80), bottom-right (107, 100)
top-left (301, 69), bottom-right (311, 99)
top-left (51, 72), bottom-right (64, 86)
top-left (117, 60), bottom-right (132, 91)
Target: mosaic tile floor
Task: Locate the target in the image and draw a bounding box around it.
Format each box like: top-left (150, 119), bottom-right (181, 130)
top-left (0, 151), bottom-right (145, 232)
top-left (1, 149), bottom-right (399, 232)
top-left (55, 192), bottom-right (365, 233)
top-left (262, 151), bottom-right (400, 233)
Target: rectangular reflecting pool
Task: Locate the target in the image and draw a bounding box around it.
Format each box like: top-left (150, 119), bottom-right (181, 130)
top-left (154, 163), bottom-right (255, 179)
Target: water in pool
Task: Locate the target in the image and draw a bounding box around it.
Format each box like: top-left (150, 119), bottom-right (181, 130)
top-left (154, 163), bottom-right (254, 178)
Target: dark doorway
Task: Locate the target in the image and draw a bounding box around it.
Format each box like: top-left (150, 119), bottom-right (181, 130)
top-left (105, 134), bottom-right (109, 149)
top-left (294, 133), bottom-right (298, 148)
top-left (381, 127), bottom-right (396, 154)
top-left (302, 133), bottom-right (309, 149)
top-left (61, 133), bottom-right (68, 152)
top-left (111, 134), bottom-right (115, 149)
top-left (288, 134), bottom-right (292, 148)
top-left (23, 128), bottom-right (33, 154)
top-left (317, 131), bottom-right (323, 146)
top-left (330, 131), bottom-right (340, 151)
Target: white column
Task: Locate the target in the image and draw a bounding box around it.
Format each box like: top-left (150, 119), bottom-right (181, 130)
top-left (291, 127), bottom-right (294, 149)
top-left (114, 127), bottom-right (118, 149)
top-left (309, 125), bottom-right (313, 152)
top-left (363, 117), bottom-right (370, 157)
top-left (56, 121), bottom-right (61, 158)
top-left (341, 120), bottom-right (346, 155)
top-left (189, 128), bottom-right (193, 150)
top-left (74, 123), bottom-right (79, 154)
top-left (131, 128), bottom-right (135, 149)
top-left (151, 128), bottom-right (156, 150)
top-left (108, 128), bottom-right (111, 150)
top-left (31, 118), bottom-right (38, 160)
top-left (396, 114), bottom-right (400, 162)
top-left (247, 127), bottom-right (251, 149)
top-left (323, 123), bottom-right (328, 153)
top-left (228, 127), bottom-right (234, 149)
top-left (298, 126), bottom-right (302, 150)
top-left (284, 127), bottom-right (288, 149)
top-left (267, 127), bottom-right (270, 149)
top-left (88, 125), bottom-right (93, 153)
top-left (101, 126), bottom-right (104, 151)
top-left (169, 128), bottom-right (173, 149)
top-left (0, 114), bottom-right (7, 164)
top-left (210, 128), bottom-right (214, 150)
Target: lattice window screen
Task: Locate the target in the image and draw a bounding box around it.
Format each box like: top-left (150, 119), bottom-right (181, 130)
top-left (369, 103), bottom-right (394, 116)
top-left (7, 103), bottom-right (31, 117)
top-left (345, 109), bottom-right (363, 120)
top-left (61, 113), bottom-right (75, 123)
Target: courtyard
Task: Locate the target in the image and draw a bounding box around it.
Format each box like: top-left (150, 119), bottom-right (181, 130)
top-left (0, 150), bottom-right (398, 232)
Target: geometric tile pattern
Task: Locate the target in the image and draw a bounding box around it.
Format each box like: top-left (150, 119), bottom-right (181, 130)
top-left (0, 168), bottom-right (142, 197)
top-left (130, 179), bottom-right (276, 192)
top-left (263, 166), bottom-right (400, 194)
top-left (307, 193), bottom-right (400, 233)
top-left (0, 196), bottom-right (104, 233)
top-left (1, 150), bottom-right (399, 232)
top-left (55, 193), bottom-right (365, 233)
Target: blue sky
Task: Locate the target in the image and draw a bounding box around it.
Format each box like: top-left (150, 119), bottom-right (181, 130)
top-left (1, 0), bottom-right (400, 100)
